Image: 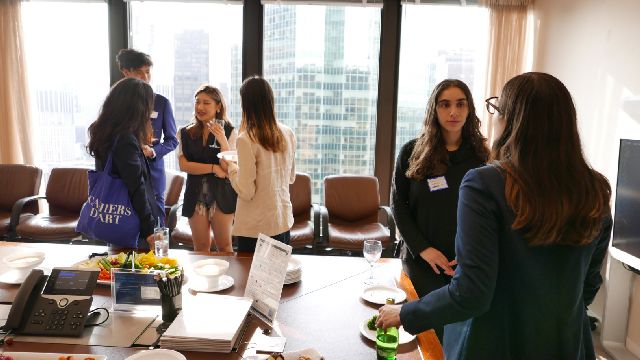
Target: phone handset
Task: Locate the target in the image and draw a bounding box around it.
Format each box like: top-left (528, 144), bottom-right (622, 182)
top-left (2, 269), bottom-right (46, 332)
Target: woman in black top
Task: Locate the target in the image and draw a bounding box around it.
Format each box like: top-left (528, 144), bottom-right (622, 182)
top-left (392, 79), bottom-right (489, 341)
top-left (87, 77), bottom-right (164, 249)
top-left (178, 84), bottom-right (237, 252)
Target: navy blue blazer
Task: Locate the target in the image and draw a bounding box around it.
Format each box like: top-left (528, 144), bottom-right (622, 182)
top-left (400, 165), bottom-right (612, 360)
top-left (148, 94), bottom-right (178, 210)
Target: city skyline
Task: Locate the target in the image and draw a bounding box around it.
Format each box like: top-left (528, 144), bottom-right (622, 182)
top-left (21, 2), bottom-right (489, 204)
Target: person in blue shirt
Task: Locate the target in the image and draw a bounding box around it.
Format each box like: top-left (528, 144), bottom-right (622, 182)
top-left (377, 72), bottom-right (612, 359)
top-left (116, 49), bottom-right (178, 214)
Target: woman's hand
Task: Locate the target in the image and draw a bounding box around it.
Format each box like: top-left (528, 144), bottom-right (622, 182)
top-left (208, 121), bottom-right (229, 149)
top-left (219, 158), bottom-right (229, 172)
top-left (146, 233), bottom-right (156, 248)
top-left (376, 304), bottom-right (402, 329)
top-left (212, 164), bottom-right (227, 178)
top-left (420, 247), bottom-right (456, 276)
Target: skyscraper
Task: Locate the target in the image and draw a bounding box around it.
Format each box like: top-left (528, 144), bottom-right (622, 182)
top-left (173, 30), bottom-right (209, 128)
top-left (263, 6), bottom-right (381, 202)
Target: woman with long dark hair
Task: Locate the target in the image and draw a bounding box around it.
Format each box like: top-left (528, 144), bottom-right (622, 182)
top-left (178, 84), bottom-right (237, 252)
top-left (221, 76), bottom-right (296, 252)
top-left (87, 77), bottom-right (164, 248)
top-left (378, 72), bottom-right (612, 359)
top-left (392, 79), bottom-right (489, 340)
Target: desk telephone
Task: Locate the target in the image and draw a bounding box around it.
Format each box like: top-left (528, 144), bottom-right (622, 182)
top-left (1, 268), bottom-right (99, 337)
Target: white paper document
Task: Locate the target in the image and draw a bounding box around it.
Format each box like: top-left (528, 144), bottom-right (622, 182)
top-left (244, 233), bottom-right (292, 325)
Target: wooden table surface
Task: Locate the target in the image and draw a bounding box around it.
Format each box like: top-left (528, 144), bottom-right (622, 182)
top-left (0, 241), bottom-right (443, 359)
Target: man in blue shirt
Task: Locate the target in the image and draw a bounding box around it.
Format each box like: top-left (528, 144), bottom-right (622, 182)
top-left (116, 49), bottom-right (178, 215)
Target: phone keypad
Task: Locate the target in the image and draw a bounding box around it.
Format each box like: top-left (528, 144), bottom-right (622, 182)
top-left (23, 297), bottom-right (92, 336)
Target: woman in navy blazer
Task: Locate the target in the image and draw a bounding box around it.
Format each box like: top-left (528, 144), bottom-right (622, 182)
top-left (377, 72), bottom-right (612, 359)
top-left (87, 77), bottom-right (165, 249)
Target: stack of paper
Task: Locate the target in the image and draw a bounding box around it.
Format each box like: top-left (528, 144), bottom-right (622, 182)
top-left (160, 294), bottom-right (252, 352)
top-left (284, 257), bottom-right (302, 285)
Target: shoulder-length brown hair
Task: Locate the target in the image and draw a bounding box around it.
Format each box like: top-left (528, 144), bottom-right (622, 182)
top-left (406, 79), bottom-right (489, 180)
top-left (87, 77), bottom-right (154, 161)
top-left (492, 72), bottom-right (611, 246)
top-left (187, 84), bottom-right (232, 146)
top-left (239, 76), bottom-right (286, 153)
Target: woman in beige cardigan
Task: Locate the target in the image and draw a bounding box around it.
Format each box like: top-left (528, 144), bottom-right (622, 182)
top-left (221, 76), bottom-right (296, 252)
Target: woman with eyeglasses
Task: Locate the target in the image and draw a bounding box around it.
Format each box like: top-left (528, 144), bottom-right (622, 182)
top-left (379, 72), bottom-right (612, 359)
top-left (391, 79), bottom-right (489, 341)
top-left (177, 84), bottom-right (237, 252)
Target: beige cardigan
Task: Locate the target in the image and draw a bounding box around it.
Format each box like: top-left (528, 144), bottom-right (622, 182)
top-left (227, 123), bottom-right (296, 238)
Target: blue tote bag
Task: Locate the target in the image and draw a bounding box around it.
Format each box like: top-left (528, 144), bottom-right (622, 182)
top-left (76, 152), bottom-right (140, 248)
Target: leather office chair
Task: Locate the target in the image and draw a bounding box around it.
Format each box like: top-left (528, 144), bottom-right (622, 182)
top-left (289, 172), bottom-right (320, 254)
top-left (320, 175), bottom-right (396, 257)
top-left (11, 168), bottom-right (88, 243)
top-left (0, 164), bottom-right (42, 239)
top-left (164, 170), bottom-right (185, 223)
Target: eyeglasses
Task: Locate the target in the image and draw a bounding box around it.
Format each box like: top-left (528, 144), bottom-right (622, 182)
top-left (485, 96), bottom-right (501, 115)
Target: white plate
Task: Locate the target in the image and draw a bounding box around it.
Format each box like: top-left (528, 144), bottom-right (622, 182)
top-left (217, 150), bottom-right (238, 162)
top-left (0, 267), bottom-right (50, 285)
top-left (3, 251), bottom-right (45, 269)
top-left (189, 274), bottom-right (234, 292)
top-left (361, 285), bottom-right (407, 305)
top-left (125, 349), bottom-right (186, 360)
top-left (0, 352), bottom-right (106, 360)
top-left (287, 257), bottom-right (302, 273)
top-left (359, 318), bottom-right (416, 344)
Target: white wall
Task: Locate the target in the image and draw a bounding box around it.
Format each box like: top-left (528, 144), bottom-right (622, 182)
top-left (532, 0), bottom-right (640, 178)
top-left (531, 0), bottom-right (640, 351)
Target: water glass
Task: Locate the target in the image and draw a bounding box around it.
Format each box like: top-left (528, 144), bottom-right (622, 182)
top-left (154, 227), bottom-right (170, 258)
top-left (363, 240), bottom-right (382, 285)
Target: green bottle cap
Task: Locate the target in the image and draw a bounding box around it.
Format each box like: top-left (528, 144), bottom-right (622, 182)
top-left (385, 297), bottom-right (395, 305)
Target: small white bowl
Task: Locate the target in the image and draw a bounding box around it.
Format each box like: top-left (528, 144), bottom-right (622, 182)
top-left (192, 259), bottom-right (229, 288)
top-left (3, 251), bottom-right (45, 270)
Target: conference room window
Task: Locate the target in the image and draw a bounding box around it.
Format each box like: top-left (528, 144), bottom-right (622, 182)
top-left (395, 5), bottom-right (490, 159)
top-left (263, 5), bottom-right (381, 202)
top-left (21, 1), bottom-right (109, 170)
top-left (129, 1), bottom-right (243, 172)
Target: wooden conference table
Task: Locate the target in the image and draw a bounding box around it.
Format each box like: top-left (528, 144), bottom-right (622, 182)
top-left (0, 242), bottom-right (443, 359)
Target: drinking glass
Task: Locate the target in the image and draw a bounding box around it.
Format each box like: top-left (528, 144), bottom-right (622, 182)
top-left (363, 240), bottom-right (382, 285)
top-left (208, 119), bottom-right (225, 148)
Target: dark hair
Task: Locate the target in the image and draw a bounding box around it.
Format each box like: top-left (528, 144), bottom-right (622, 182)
top-left (87, 77), bottom-right (154, 161)
top-left (240, 76), bottom-right (286, 153)
top-left (188, 84), bottom-right (232, 145)
top-left (492, 72), bottom-right (611, 246)
top-left (406, 79), bottom-right (489, 180)
top-left (116, 49), bottom-right (153, 71)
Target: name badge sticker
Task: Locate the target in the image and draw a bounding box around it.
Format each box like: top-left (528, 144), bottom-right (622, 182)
top-left (427, 176), bottom-right (448, 192)
top-left (150, 111), bottom-right (159, 119)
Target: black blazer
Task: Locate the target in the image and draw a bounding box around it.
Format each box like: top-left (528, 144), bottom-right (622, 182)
top-left (95, 133), bottom-right (163, 240)
top-left (400, 165), bottom-right (612, 360)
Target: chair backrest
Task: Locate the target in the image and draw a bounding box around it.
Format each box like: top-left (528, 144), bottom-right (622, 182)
top-left (45, 168), bottom-right (89, 216)
top-left (0, 164), bottom-right (42, 212)
top-left (289, 172), bottom-right (312, 222)
top-left (164, 170), bottom-right (185, 208)
top-left (324, 175), bottom-right (380, 224)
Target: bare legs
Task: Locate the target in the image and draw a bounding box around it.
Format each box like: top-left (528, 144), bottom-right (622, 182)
top-left (188, 204), bottom-right (234, 252)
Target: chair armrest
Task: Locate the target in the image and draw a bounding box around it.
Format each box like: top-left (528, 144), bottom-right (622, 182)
top-left (320, 205), bottom-right (329, 249)
top-left (311, 203), bottom-right (321, 254)
top-left (9, 195), bottom-right (46, 234)
top-left (379, 205), bottom-right (397, 257)
top-left (167, 202), bottom-right (183, 232)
